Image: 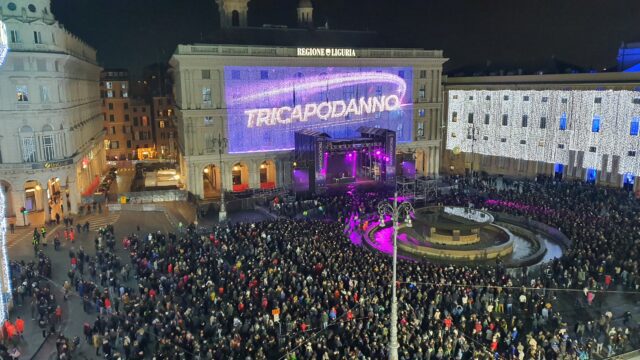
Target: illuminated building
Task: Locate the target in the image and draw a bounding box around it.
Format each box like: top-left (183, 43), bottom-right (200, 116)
top-left (170, 0), bottom-right (446, 199)
top-left (442, 72), bottom-right (640, 191)
top-left (0, 0), bottom-right (105, 225)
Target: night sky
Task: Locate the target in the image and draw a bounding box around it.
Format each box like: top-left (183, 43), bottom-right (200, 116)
top-left (51, 0), bottom-right (640, 76)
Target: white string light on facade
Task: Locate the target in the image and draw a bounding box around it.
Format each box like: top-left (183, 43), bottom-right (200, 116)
top-left (446, 90), bottom-right (640, 176)
top-left (0, 185), bottom-right (11, 324)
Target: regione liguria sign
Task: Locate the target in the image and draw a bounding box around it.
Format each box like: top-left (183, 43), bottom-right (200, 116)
top-left (296, 47), bottom-right (356, 57)
top-left (224, 66), bottom-right (413, 153)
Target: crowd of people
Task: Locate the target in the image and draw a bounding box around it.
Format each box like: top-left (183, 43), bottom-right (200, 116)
top-left (4, 175), bottom-right (639, 359)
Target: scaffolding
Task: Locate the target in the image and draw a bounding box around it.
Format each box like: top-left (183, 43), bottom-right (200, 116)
top-left (396, 174), bottom-right (439, 205)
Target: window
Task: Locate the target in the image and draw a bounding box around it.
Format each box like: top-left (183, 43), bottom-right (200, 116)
top-left (521, 115), bottom-right (528, 127)
top-left (124, 114), bottom-right (130, 122)
top-left (108, 103), bottom-right (114, 110)
top-left (107, 91), bottom-right (113, 98)
top-left (159, 121), bottom-right (166, 129)
top-left (109, 114), bottom-right (115, 122)
top-left (28, 4), bottom-right (36, 12)
top-left (631, 117), bottom-right (640, 136)
top-left (16, 86), bottom-right (29, 102)
top-left (520, 140), bottom-right (526, 145)
top-left (503, 95), bottom-right (509, 100)
top-left (485, 95), bottom-right (491, 101)
top-left (468, 96), bottom-right (474, 100)
top-left (628, 151), bottom-right (637, 157)
top-left (561, 98), bottom-right (568, 104)
top-left (204, 116), bottom-right (214, 125)
top-left (633, 98), bottom-right (640, 105)
top-left (40, 86), bottom-right (49, 103)
top-left (417, 122), bottom-right (424, 137)
top-left (483, 136), bottom-right (488, 141)
top-left (452, 95), bottom-right (458, 100)
top-left (124, 103), bottom-right (129, 110)
top-left (559, 113), bottom-right (567, 130)
top-left (110, 141), bottom-right (119, 149)
top-left (589, 146), bottom-right (596, 152)
top-left (122, 91), bottom-right (128, 98)
top-left (202, 70), bottom-right (211, 79)
top-left (523, 96), bottom-right (530, 101)
top-left (133, 107), bottom-right (138, 112)
top-left (592, 115), bottom-right (600, 133)
top-left (33, 31), bottom-right (42, 44)
top-left (451, 133), bottom-right (457, 138)
top-left (500, 138), bottom-right (507, 143)
top-left (419, 70), bottom-right (426, 78)
top-left (121, 82), bottom-right (127, 89)
top-left (122, 126), bottom-right (127, 134)
top-left (419, 87), bottom-right (426, 99)
top-left (133, 117), bottom-right (138, 126)
top-left (542, 97), bottom-right (548, 103)
top-left (594, 97), bottom-right (602, 104)
top-left (467, 134), bottom-right (472, 140)
top-left (141, 116), bottom-right (149, 126)
top-left (540, 117), bottom-right (547, 129)
top-left (202, 87), bottom-right (212, 107)
top-left (106, 82), bottom-right (113, 89)
top-left (7, 2), bottom-right (16, 11)
top-left (20, 126), bottom-right (36, 162)
top-left (502, 114), bottom-right (508, 126)
top-left (42, 135), bottom-right (54, 161)
top-left (484, 114), bottom-right (490, 125)
top-left (127, 140), bottom-right (131, 148)
top-left (10, 30), bottom-right (20, 43)
top-left (260, 70), bottom-right (269, 80)
top-left (451, 112), bottom-right (458, 122)
top-left (419, 109), bottom-right (425, 117)
top-left (110, 127), bottom-right (116, 134)
top-left (468, 113), bottom-right (474, 123)
top-left (557, 144), bottom-right (565, 149)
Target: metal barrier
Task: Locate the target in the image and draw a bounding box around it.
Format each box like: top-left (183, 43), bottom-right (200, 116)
top-left (113, 189), bottom-right (188, 204)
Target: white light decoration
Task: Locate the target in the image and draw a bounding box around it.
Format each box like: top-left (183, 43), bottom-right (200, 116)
top-left (446, 90), bottom-right (640, 177)
top-left (0, 186), bottom-right (11, 324)
top-left (0, 20), bottom-right (8, 67)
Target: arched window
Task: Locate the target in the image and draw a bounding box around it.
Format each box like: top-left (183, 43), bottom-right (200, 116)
top-left (231, 10), bottom-right (240, 27)
top-left (20, 126), bottom-right (36, 162)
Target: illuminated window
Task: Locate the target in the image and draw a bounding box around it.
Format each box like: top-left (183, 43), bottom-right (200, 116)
top-left (107, 90), bottom-right (113, 98)
top-left (521, 115), bottom-right (528, 127)
top-left (591, 115), bottom-right (600, 133)
top-left (630, 117), bottom-right (640, 136)
top-left (106, 82), bottom-right (113, 89)
top-left (417, 122), bottom-right (424, 137)
top-left (16, 86), bottom-right (29, 102)
top-left (502, 114), bottom-right (508, 126)
top-left (451, 112), bottom-right (458, 122)
top-left (559, 113), bottom-right (567, 130)
top-left (20, 126), bottom-right (36, 162)
top-left (122, 91), bottom-right (128, 98)
top-left (159, 121), bottom-right (165, 128)
top-left (142, 116), bottom-right (149, 126)
top-left (42, 134), bottom-right (54, 161)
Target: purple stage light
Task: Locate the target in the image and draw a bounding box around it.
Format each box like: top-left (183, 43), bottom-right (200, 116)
top-left (375, 150), bottom-right (381, 156)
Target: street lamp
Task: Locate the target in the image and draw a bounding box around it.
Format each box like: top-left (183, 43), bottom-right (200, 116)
top-left (377, 192), bottom-right (414, 360)
top-left (211, 133), bottom-right (229, 222)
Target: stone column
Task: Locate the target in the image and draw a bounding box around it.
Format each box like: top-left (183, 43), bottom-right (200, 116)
top-left (434, 146), bottom-right (440, 175)
top-left (42, 189), bottom-right (51, 223)
top-left (248, 160), bottom-right (260, 189)
top-left (194, 163), bottom-right (204, 198)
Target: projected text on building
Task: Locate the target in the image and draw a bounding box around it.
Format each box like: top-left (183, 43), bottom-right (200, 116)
top-left (224, 66), bottom-right (413, 153)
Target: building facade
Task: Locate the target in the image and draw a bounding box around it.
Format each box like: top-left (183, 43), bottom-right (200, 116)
top-left (443, 72), bottom-right (640, 191)
top-left (101, 70), bottom-right (154, 160)
top-left (0, 0), bottom-right (105, 226)
top-left (170, 44), bottom-right (446, 199)
top-left (152, 96), bottom-right (177, 160)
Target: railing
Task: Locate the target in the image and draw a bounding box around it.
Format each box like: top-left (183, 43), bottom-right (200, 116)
top-left (110, 190), bottom-right (188, 204)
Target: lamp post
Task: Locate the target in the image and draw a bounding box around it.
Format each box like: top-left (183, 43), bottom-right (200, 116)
top-left (377, 192), bottom-right (414, 360)
top-left (211, 133), bottom-right (228, 222)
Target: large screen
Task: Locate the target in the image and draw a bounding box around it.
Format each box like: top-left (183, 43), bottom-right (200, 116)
top-left (224, 66), bottom-right (413, 153)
